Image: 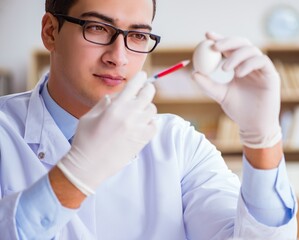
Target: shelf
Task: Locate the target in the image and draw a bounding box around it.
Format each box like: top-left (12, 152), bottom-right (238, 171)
top-left (27, 49), bottom-right (49, 90)
top-left (281, 91), bottom-right (299, 102)
top-left (145, 47), bottom-right (194, 78)
top-left (154, 95), bottom-right (213, 104)
top-left (152, 45), bottom-right (299, 161)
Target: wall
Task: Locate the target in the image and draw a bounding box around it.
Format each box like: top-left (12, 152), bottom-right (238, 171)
top-left (0, 0), bottom-right (44, 92)
top-left (153, 0), bottom-right (299, 48)
top-left (0, 0), bottom-right (299, 92)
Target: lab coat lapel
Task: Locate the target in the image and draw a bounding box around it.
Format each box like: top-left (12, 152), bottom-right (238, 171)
top-left (24, 76), bottom-right (71, 166)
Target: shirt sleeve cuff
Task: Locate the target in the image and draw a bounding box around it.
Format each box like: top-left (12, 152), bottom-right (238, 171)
top-left (241, 155), bottom-right (295, 210)
top-left (16, 174), bottom-right (77, 239)
top-left (241, 155), bottom-right (297, 226)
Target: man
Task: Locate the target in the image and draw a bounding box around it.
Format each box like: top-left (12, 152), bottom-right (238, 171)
top-left (0, 0), bottom-right (297, 239)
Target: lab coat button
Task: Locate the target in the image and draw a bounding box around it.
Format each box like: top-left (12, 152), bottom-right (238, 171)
top-left (38, 152), bottom-right (45, 159)
top-left (41, 217), bottom-right (50, 227)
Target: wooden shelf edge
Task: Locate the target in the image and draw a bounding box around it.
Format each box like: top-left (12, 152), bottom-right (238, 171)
top-left (154, 95), bottom-right (214, 104)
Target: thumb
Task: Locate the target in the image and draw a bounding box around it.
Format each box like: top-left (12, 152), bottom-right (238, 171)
top-left (116, 71), bottom-right (148, 102)
top-left (205, 31), bottom-right (224, 41)
top-left (192, 71), bottom-right (228, 103)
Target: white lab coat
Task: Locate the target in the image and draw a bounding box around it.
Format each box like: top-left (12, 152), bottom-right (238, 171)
top-left (0, 78), bottom-right (297, 240)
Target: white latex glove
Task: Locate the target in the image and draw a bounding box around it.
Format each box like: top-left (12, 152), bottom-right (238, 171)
top-left (192, 32), bottom-right (282, 148)
top-left (57, 71), bottom-right (157, 195)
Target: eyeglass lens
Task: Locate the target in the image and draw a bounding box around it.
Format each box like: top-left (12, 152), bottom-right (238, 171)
top-left (83, 22), bottom-right (156, 53)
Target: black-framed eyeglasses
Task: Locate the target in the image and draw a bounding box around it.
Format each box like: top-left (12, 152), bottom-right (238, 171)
top-left (54, 14), bottom-right (161, 54)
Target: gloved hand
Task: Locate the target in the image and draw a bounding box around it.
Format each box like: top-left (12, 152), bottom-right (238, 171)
top-left (192, 32), bottom-right (282, 149)
top-left (57, 71), bottom-right (157, 195)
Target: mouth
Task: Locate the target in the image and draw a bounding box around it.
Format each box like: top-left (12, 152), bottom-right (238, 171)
top-left (94, 74), bottom-right (126, 87)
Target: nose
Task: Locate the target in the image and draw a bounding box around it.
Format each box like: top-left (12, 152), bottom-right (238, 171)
top-left (102, 34), bottom-right (129, 67)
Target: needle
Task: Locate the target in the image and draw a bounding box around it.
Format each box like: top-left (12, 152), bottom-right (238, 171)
top-left (147, 60), bottom-right (190, 82)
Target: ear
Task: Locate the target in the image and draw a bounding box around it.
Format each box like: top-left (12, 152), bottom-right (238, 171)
top-left (41, 12), bottom-right (59, 51)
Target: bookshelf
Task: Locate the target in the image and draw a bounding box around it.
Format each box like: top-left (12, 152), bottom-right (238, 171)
top-left (264, 44), bottom-right (299, 161)
top-left (27, 49), bottom-right (50, 90)
top-left (28, 45), bottom-right (299, 161)
top-left (149, 45), bottom-right (299, 162)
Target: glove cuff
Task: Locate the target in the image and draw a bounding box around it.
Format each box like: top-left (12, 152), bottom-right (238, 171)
top-left (240, 126), bottom-right (282, 149)
top-left (57, 150), bottom-right (96, 196)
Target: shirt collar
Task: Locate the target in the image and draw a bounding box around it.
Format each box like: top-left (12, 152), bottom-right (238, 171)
top-left (41, 77), bottom-right (78, 141)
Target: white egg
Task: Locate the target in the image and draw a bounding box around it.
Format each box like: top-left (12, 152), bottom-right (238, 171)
top-left (192, 40), bottom-right (222, 75)
top-left (193, 39), bottom-right (234, 84)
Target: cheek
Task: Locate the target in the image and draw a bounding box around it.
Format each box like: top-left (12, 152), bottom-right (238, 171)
top-left (56, 40), bottom-right (99, 77)
top-left (56, 29), bottom-right (94, 64)
top-left (127, 55), bottom-right (148, 79)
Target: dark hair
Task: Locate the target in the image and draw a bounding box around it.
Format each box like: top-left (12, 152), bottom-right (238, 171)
top-left (45, 0), bottom-right (156, 21)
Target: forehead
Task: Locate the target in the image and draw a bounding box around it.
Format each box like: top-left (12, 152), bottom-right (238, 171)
top-left (69, 0), bottom-right (154, 27)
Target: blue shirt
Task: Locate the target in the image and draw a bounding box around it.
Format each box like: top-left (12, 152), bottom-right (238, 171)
top-left (41, 80), bottom-right (78, 142)
top-left (0, 75), bottom-right (297, 239)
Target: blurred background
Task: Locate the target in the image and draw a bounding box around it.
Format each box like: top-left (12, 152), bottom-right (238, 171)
top-left (0, 0), bottom-right (299, 93)
top-left (0, 0), bottom-right (299, 231)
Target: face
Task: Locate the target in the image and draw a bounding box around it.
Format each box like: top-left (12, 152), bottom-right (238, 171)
top-left (43, 0), bottom-right (154, 117)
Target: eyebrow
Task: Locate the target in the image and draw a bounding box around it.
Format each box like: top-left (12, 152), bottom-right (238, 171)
top-left (80, 12), bottom-right (152, 31)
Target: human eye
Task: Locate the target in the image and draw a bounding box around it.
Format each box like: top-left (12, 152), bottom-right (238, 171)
top-left (85, 22), bottom-right (109, 34)
top-left (129, 32), bottom-right (150, 42)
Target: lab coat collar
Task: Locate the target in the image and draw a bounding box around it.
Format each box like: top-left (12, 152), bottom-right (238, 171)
top-left (24, 77), bottom-right (46, 144)
top-left (24, 73), bottom-right (71, 165)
